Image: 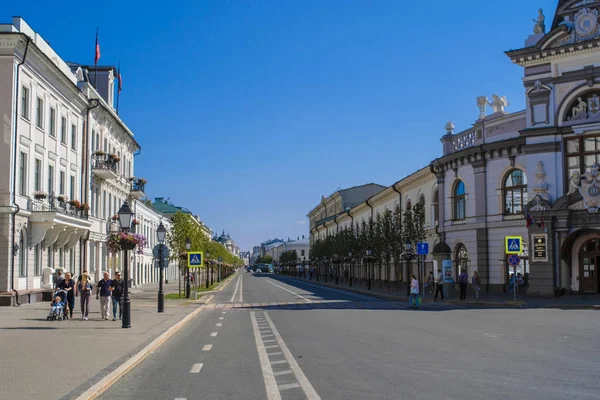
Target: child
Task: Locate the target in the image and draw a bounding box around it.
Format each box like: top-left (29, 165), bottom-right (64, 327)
top-left (51, 296), bottom-right (64, 314)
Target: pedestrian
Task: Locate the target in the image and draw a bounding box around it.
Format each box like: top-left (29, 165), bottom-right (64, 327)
top-left (409, 274), bottom-right (419, 308)
top-left (96, 272), bottom-right (112, 320)
top-left (434, 268), bottom-right (444, 301)
top-left (78, 272), bottom-right (92, 320)
top-left (54, 270), bottom-right (64, 290)
top-left (426, 271), bottom-right (434, 294)
top-left (59, 272), bottom-right (75, 319)
top-left (472, 271), bottom-right (481, 299)
top-left (110, 272), bottom-right (124, 321)
top-left (459, 268), bottom-right (469, 300)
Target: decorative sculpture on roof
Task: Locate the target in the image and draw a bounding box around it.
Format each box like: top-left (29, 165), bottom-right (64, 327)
top-left (533, 9), bottom-right (546, 34)
top-left (488, 95), bottom-right (509, 113)
top-left (477, 96), bottom-right (488, 119)
top-left (578, 162), bottom-right (600, 213)
top-left (568, 170), bottom-right (582, 194)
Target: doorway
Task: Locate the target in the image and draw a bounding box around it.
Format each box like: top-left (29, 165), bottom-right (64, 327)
top-left (578, 238), bottom-right (600, 294)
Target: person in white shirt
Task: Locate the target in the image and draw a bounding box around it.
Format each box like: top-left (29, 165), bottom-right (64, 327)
top-left (434, 269), bottom-right (444, 301)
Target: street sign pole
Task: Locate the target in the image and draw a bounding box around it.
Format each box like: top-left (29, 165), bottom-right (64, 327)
top-left (514, 264), bottom-right (517, 303)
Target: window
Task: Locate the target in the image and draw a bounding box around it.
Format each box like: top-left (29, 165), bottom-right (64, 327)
top-left (456, 243), bottom-right (469, 276)
top-left (71, 124), bottom-right (77, 150)
top-left (96, 132), bottom-right (100, 151)
top-left (301, 249), bottom-right (305, 256)
top-left (406, 200), bottom-right (412, 211)
top-left (21, 86), bottom-right (30, 119)
top-left (503, 169), bottom-right (527, 214)
top-left (70, 176), bottom-right (75, 200)
top-left (453, 180), bottom-right (466, 220)
top-left (19, 232), bottom-right (27, 277)
top-left (104, 138), bottom-right (107, 152)
top-left (59, 171), bottom-right (65, 195)
top-left (34, 159), bottom-right (41, 191)
top-left (34, 244), bottom-right (41, 276)
top-left (36, 97), bottom-right (44, 128)
top-left (565, 135), bottom-right (600, 188)
top-left (60, 116), bottom-right (67, 143)
top-left (49, 107), bottom-right (56, 136)
top-left (19, 152), bottom-right (27, 196)
top-left (48, 165), bottom-right (54, 195)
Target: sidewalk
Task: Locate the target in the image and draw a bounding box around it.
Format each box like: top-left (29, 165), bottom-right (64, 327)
top-left (278, 274), bottom-right (600, 310)
top-left (0, 281), bottom-right (218, 400)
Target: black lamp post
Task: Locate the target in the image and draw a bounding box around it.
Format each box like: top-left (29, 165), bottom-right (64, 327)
top-left (205, 252), bottom-right (210, 289)
top-left (117, 201), bottom-right (134, 329)
top-left (185, 238), bottom-right (191, 298)
top-left (405, 239), bottom-right (413, 296)
top-left (157, 221), bottom-right (167, 313)
top-left (217, 256), bottom-right (222, 283)
top-left (365, 249), bottom-right (374, 290)
top-left (333, 254), bottom-right (341, 284)
top-left (345, 252), bottom-right (353, 287)
top-left (322, 256), bottom-right (327, 282)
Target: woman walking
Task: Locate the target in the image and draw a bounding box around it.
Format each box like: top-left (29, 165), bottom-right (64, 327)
top-left (58, 272), bottom-right (75, 319)
top-left (472, 271), bottom-right (481, 299)
top-left (78, 272), bottom-right (92, 320)
top-left (409, 274), bottom-right (419, 309)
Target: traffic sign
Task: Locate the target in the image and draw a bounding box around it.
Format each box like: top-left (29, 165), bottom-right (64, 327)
top-left (187, 251), bottom-right (204, 269)
top-left (508, 254), bottom-right (521, 267)
top-left (505, 236), bottom-right (522, 254)
top-left (152, 244), bottom-right (170, 261)
top-left (417, 242), bottom-right (429, 255)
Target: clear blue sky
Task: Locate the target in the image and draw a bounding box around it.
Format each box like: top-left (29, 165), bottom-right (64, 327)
top-left (7, 0), bottom-right (558, 251)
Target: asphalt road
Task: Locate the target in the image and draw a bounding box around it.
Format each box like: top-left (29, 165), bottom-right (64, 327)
top-left (100, 271), bottom-right (600, 400)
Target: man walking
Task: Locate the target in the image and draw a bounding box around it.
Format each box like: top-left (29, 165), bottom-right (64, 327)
top-left (110, 272), bottom-right (124, 321)
top-left (96, 272), bottom-right (112, 320)
top-left (458, 269), bottom-right (469, 300)
top-left (434, 268), bottom-right (444, 301)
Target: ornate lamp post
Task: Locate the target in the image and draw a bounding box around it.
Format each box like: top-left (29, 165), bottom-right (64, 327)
top-left (404, 239), bottom-right (414, 296)
top-left (344, 252), bottom-right (353, 287)
top-left (156, 221), bottom-right (167, 313)
top-left (322, 256), bottom-right (327, 282)
top-left (185, 238), bottom-right (191, 298)
top-left (117, 201), bottom-right (134, 329)
top-left (332, 254), bottom-right (341, 284)
top-left (216, 256), bottom-right (222, 284)
top-left (205, 251), bottom-right (211, 289)
top-left (365, 249), bottom-right (375, 290)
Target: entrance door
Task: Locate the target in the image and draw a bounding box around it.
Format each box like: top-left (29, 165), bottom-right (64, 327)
top-left (579, 255), bottom-right (598, 293)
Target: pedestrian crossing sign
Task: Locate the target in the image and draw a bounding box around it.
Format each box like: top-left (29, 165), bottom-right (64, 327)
top-left (505, 236), bottom-right (522, 254)
top-left (187, 252), bottom-right (204, 269)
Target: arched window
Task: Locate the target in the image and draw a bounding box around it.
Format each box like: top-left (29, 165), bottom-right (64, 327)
top-left (418, 195), bottom-right (425, 208)
top-left (503, 169), bottom-right (527, 214)
top-left (456, 243), bottom-right (468, 275)
top-left (406, 199), bottom-right (412, 211)
top-left (453, 180), bottom-right (466, 220)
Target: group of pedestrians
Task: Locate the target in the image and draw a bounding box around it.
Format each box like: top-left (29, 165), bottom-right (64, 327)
top-left (54, 270), bottom-right (124, 321)
top-left (408, 268), bottom-right (482, 307)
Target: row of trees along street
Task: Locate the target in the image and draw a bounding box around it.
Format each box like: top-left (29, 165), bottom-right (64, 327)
top-left (307, 203), bottom-right (427, 288)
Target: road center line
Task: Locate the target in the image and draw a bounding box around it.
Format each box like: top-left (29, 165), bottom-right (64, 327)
top-left (251, 311), bottom-right (282, 400)
top-left (238, 273), bottom-right (244, 302)
top-left (263, 312), bottom-right (322, 399)
top-left (273, 369), bottom-right (293, 376)
top-left (264, 279), bottom-right (312, 303)
top-left (202, 345), bottom-right (212, 351)
top-left (216, 323), bottom-right (223, 327)
top-left (230, 275), bottom-right (241, 303)
top-left (219, 317), bottom-right (224, 320)
top-left (210, 332), bottom-right (218, 337)
top-left (190, 363), bottom-right (203, 373)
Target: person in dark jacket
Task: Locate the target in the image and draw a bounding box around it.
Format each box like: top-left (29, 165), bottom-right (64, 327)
top-left (110, 272), bottom-right (124, 321)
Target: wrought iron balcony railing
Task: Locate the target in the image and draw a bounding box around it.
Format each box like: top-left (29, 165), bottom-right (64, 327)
top-left (29, 194), bottom-right (89, 220)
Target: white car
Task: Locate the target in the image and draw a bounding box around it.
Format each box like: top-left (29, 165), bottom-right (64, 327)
top-left (255, 269), bottom-right (262, 274)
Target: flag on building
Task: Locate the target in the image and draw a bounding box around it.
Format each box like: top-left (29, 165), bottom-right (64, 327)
top-left (94, 28), bottom-right (101, 64)
top-left (118, 64), bottom-right (122, 93)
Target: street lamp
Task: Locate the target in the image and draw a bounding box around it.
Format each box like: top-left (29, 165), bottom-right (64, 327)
top-left (322, 256), bottom-right (327, 282)
top-left (365, 249), bottom-right (373, 290)
top-left (185, 237), bottom-right (191, 298)
top-left (117, 201), bottom-right (134, 329)
top-left (217, 256), bottom-right (222, 284)
top-left (205, 251), bottom-right (210, 289)
top-left (333, 254), bottom-right (341, 285)
top-left (345, 252), bottom-right (353, 287)
top-left (156, 222), bottom-right (167, 313)
top-left (404, 239), bottom-right (413, 296)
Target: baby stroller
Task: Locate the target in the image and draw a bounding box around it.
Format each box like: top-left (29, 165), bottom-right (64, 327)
top-left (47, 289), bottom-right (68, 321)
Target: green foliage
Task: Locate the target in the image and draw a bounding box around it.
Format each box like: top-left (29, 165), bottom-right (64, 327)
top-left (256, 255), bottom-right (273, 264)
top-left (279, 250), bottom-right (298, 263)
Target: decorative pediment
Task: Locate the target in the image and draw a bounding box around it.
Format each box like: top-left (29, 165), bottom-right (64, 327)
top-left (526, 194), bottom-right (552, 212)
top-left (545, 6), bottom-right (600, 48)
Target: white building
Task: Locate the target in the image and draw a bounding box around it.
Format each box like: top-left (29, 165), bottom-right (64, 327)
top-left (283, 236), bottom-right (309, 261)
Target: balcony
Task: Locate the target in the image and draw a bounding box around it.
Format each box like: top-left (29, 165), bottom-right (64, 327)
top-left (91, 153), bottom-right (119, 180)
top-left (130, 178), bottom-right (146, 199)
top-left (27, 194), bottom-right (92, 249)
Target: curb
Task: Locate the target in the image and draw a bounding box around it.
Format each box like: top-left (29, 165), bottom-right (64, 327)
top-left (547, 304), bottom-right (600, 310)
top-left (74, 294), bottom-right (214, 400)
top-left (277, 275), bottom-right (527, 309)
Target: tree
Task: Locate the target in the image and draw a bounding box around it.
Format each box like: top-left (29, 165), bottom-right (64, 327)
top-left (257, 255), bottom-right (273, 264)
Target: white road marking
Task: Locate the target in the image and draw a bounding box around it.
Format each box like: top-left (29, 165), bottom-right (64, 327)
top-left (251, 312), bottom-right (282, 400)
top-left (264, 280), bottom-right (312, 303)
top-left (190, 363), bottom-right (203, 373)
top-left (238, 273), bottom-right (244, 302)
top-left (202, 345), bottom-right (212, 351)
top-left (174, 398), bottom-right (187, 400)
top-left (273, 369), bottom-right (293, 376)
top-left (210, 332), bottom-right (218, 337)
top-left (219, 317), bottom-right (224, 320)
top-left (264, 345), bottom-right (280, 349)
top-left (279, 383), bottom-right (301, 391)
top-left (216, 323), bottom-right (223, 327)
top-left (230, 276), bottom-right (242, 303)
top-left (267, 351), bottom-right (283, 356)
top-left (263, 312), bottom-right (322, 399)
top-left (221, 311), bottom-right (226, 314)
top-left (263, 339), bottom-right (276, 343)
top-left (262, 334), bottom-right (274, 337)
top-left (271, 360), bottom-right (287, 365)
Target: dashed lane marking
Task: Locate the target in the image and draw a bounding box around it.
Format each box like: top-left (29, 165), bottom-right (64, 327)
top-left (251, 311), bottom-right (281, 400)
top-left (264, 280), bottom-right (312, 303)
top-left (190, 363), bottom-right (203, 373)
top-left (279, 383), bottom-right (301, 391)
top-left (216, 323), bottom-right (223, 327)
top-left (273, 369), bottom-right (293, 376)
top-left (270, 360), bottom-right (287, 365)
top-left (202, 345), bottom-right (212, 351)
top-left (267, 351), bottom-right (283, 356)
top-left (210, 332), bottom-right (218, 337)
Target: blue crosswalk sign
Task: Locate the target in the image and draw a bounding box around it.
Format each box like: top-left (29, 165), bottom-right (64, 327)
top-left (187, 252), bottom-right (204, 269)
top-left (417, 242), bottom-right (429, 255)
top-left (505, 236), bottom-right (522, 254)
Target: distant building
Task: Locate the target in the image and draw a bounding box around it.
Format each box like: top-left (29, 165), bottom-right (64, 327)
top-left (151, 197), bottom-right (213, 239)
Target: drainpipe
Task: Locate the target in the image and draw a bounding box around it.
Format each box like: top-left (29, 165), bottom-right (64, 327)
top-left (333, 215), bottom-right (339, 234)
top-left (366, 198), bottom-right (374, 220)
top-left (10, 36), bottom-right (31, 305)
top-left (392, 184), bottom-right (402, 213)
top-left (81, 98), bottom-right (99, 277)
top-left (346, 209), bottom-right (354, 229)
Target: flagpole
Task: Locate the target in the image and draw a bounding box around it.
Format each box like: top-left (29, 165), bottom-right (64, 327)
top-left (116, 63), bottom-right (120, 114)
top-left (94, 27), bottom-right (99, 89)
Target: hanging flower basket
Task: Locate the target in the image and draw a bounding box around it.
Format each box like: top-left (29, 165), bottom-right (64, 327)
top-left (109, 154), bottom-right (121, 162)
top-left (33, 191), bottom-right (48, 199)
top-left (57, 195), bottom-right (67, 202)
top-left (132, 219), bottom-right (140, 225)
top-left (107, 232), bottom-right (148, 254)
top-left (138, 178), bottom-right (147, 185)
top-left (111, 214), bottom-right (119, 221)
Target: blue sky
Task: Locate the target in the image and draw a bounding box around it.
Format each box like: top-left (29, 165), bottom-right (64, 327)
top-left (6, 0), bottom-right (559, 251)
